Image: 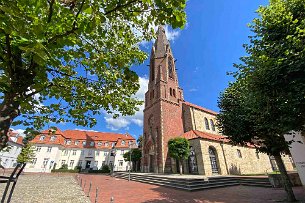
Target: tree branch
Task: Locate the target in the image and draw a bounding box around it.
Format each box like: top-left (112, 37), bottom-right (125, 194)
top-left (47, 0), bottom-right (55, 23)
top-left (23, 83), bottom-right (54, 99)
top-left (104, 0), bottom-right (140, 16)
top-left (47, 0), bottom-right (86, 44)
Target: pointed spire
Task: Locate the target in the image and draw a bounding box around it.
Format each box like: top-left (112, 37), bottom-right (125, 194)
top-left (153, 26), bottom-right (170, 58)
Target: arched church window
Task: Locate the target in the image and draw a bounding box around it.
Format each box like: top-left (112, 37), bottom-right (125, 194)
top-left (168, 56), bottom-right (173, 78)
top-left (173, 89), bottom-right (176, 97)
top-left (170, 88), bottom-right (172, 96)
top-left (210, 119), bottom-right (215, 131)
top-left (204, 117), bottom-right (210, 130)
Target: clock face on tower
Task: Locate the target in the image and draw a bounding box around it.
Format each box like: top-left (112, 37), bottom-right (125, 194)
top-left (168, 57), bottom-right (173, 78)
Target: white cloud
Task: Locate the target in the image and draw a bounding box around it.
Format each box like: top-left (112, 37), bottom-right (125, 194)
top-left (163, 25), bottom-right (180, 42)
top-left (139, 25), bottom-right (182, 48)
top-left (74, 128), bottom-right (99, 132)
top-left (11, 129), bottom-right (26, 137)
top-left (104, 117), bottom-right (131, 131)
top-left (189, 88), bottom-right (198, 92)
top-left (104, 76), bottom-right (148, 131)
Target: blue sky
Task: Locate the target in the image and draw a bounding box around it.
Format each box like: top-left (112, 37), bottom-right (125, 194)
top-left (13, 0), bottom-right (269, 139)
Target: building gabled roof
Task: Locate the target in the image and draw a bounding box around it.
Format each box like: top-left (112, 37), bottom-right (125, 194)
top-left (182, 130), bottom-right (255, 148)
top-left (182, 130), bottom-right (229, 143)
top-left (7, 129), bottom-right (24, 146)
top-left (30, 128), bottom-right (137, 149)
top-left (41, 128), bottom-right (65, 136)
top-left (183, 102), bottom-right (218, 115)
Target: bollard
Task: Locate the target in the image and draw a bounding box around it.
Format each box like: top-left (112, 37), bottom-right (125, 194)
top-left (110, 196), bottom-right (114, 203)
top-left (95, 187), bottom-right (99, 203)
top-left (87, 182), bottom-right (92, 197)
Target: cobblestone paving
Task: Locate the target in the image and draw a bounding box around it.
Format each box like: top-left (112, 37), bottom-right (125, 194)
top-left (0, 174), bottom-right (90, 203)
top-left (79, 174), bottom-right (305, 203)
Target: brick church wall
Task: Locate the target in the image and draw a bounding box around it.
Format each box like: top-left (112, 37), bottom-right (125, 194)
top-left (189, 138), bottom-right (295, 176)
top-left (182, 104), bottom-right (219, 135)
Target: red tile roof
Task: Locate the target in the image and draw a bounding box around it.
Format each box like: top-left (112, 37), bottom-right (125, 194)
top-left (7, 129), bottom-right (24, 146)
top-left (31, 128), bottom-right (137, 149)
top-left (182, 130), bottom-right (229, 142)
top-left (183, 102), bottom-right (218, 115)
top-left (182, 130), bottom-right (255, 148)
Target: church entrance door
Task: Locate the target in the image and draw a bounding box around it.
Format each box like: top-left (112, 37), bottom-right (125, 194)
top-left (149, 155), bottom-right (154, 172)
top-left (209, 147), bottom-right (219, 174)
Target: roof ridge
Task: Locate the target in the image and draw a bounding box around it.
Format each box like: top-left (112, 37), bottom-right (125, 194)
top-left (183, 101), bottom-right (218, 115)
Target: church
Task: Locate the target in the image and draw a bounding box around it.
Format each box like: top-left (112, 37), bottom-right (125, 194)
top-left (141, 26), bottom-right (294, 176)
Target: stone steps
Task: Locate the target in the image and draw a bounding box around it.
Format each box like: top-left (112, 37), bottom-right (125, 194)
top-left (113, 172), bottom-right (272, 191)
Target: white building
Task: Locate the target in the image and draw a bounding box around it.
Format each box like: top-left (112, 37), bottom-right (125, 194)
top-left (0, 130), bottom-right (24, 168)
top-left (25, 128), bottom-right (137, 173)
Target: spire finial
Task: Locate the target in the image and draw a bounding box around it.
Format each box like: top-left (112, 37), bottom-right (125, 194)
top-left (153, 25), bottom-right (169, 57)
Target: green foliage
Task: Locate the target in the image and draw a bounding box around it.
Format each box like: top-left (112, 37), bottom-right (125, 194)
top-left (168, 137), bottom-right (190, 161)
top-left (0, 0), bottom-right (187, 148)
top-left (217, 0), bottom-right (305, 156)
top-left (17, 143), bottom-right (35, 163)
top-left (51, 169), bottom-right (79, 173)
top-left (74, 165), bottom-right (82, 172)
top-left (59, 164), bottom-right (68, 169)
top-left (217, 1), bottom-right (305, 200)
top-left (123, 148), bottom-right (142, 162)
top-left (99, 165), bottom-right (110, 173)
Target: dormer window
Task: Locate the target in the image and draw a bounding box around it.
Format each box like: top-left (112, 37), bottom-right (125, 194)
top-left (105, 142), bottom-right (109, 147)
top-left (90, 141), bottom-right (94, 147)
top-left (50, 136), bottom-right (56, 141)
top-left (97, 142), bottom-right (102, 146)
top-left (40, 135), bottom-right (45, 141)
top-left (112, 142), bottom-right (115, 147)
top-left (66, 140), bottom-right (71, 145)
top-left (82, 141), bottom-right (86, 146)
top-left (121, 140), bottom-right (125, 146)
top-left (75, 140), bottom-right (79, 145)
top-left (128, 141), bottom-right (133, 146)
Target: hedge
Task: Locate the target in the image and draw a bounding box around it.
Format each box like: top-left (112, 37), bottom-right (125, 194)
top-left (51, 169), bottom-right (79, 173)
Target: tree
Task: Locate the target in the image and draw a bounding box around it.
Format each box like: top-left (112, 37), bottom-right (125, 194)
top-left (17, 131), bottom-right (36, 163)
top-left (123, 148), bottom-right (141, 171)
top-left (17, 143), bottom-right (35, 163)
top-left (168, 137), bottom-right (190, 175)
top-left (0, 0), bottom-right (187, 150)
top-left (217, 0), bottom-right (305, 201)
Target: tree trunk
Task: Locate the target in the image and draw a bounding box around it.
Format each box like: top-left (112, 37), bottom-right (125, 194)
top-left (0, 95), bottom-right (21, 151)
top-left (179, 160), bottom-right (183, 175)
top-left (274, 154), bottom-right (297, 202)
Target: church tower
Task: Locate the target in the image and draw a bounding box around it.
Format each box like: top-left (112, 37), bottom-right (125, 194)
top-left (142, 26), bottom-right (184, 173)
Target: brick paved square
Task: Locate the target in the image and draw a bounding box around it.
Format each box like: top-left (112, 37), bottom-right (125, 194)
top-left (0, 174), bottom-right (90, 203)
top-left (79, 174), bottom-right (305, 203)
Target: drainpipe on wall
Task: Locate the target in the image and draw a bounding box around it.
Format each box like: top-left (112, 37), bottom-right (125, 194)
top-left (220, 141), bottom-right (229, 175)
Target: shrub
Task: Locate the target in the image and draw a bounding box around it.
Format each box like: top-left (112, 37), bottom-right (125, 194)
top-left (74, 166), bottom-right (82, 172)
top-left (59, 164), bottom-right (68, 169)
top-left (101, 165), bottom-right (110, 173)
top-left (51, 169), bottom-right (79, 173)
